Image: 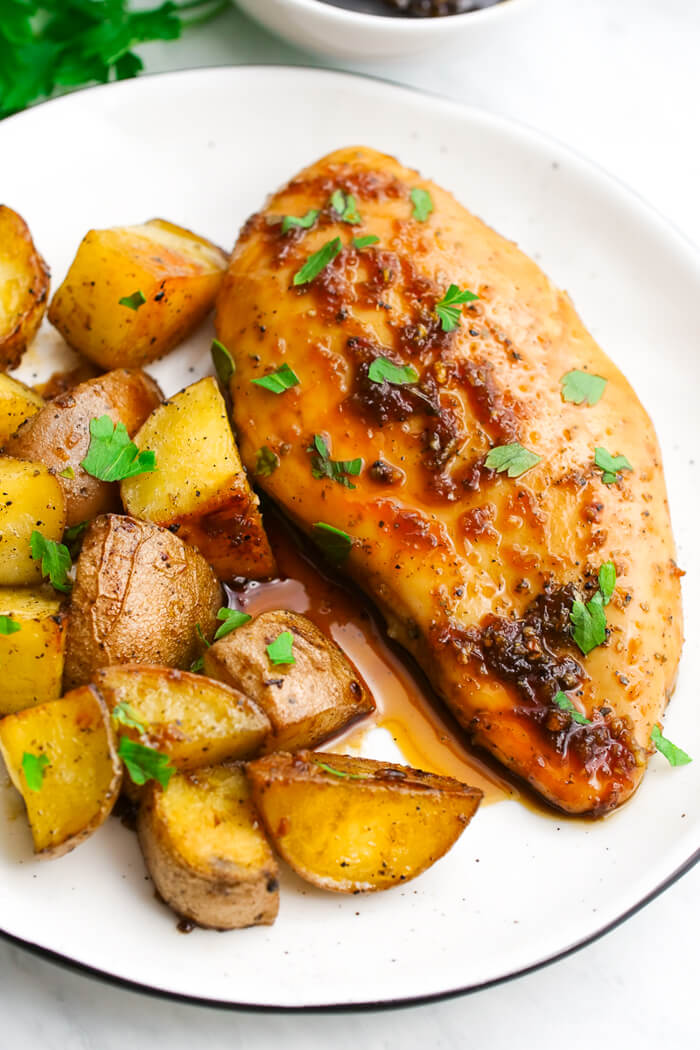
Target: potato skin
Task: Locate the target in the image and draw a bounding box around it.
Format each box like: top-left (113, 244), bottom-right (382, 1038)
top-left (0, 457), bottom-right (67, 585)
top-left (204, 610), bottom-right (375, 751)
top-left (138, 763), bottom-right (279, 930)
top-left (0, 684), bottom-right (122, 857)
top-left (0, 206), bottom-right (50, 370)
top-left (0, 587), bottom-right (67, 715)
top-left (48, 219), bottom-right (228, 369)
top-left (5, 368), bottom-right (163, 527)
top-left (246, 750), bottom-right (482, 893)
top-left (64, 514), bottom-right (222, 689)
top-left (121, 376), bottom-right (276, 581)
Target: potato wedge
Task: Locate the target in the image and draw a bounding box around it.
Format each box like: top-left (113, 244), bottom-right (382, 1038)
top-left (139, 763), bottom-right (279, 929)
top-left (246, 751), bottom-right (482, 893)
top-left (0, 457), bottom-right (66, 585)
top-left (204, 610), bottom-right (374, 752)
top-left (6, 368), bottom-right (162, 527)
top-left (0, 206), bottom-right (50, 370)
top-left (0, 684), bottom-right (122, 857)
top-left (63, 514), bottom-right (222, 689)
top-left (121, 376), bottom-right (276, 581)
top-left (0, 374), bottom-right (44, 446)
top-left (95, 665), bottom-right (270, 774)
top-left (0, 587), bottom-right (67, 715)
top-left (48, 219), bottom-right (228, 370)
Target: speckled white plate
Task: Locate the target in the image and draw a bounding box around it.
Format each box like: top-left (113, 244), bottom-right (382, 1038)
top-left (0, 66), bottom-right (698, 1010)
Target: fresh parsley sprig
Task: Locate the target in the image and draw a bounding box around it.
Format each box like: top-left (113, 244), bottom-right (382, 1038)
top-left (330, 190), bottom-right (361, 225)
top-left (594, 446), bottom-right (632, 485)
top-left (21, 751), bottom-right (49, 792)
top-left (0, 616), bottom-right (21, 636)
top-left (293, 237), bottom-right (342, 286)
top-left (251, 363), bottom-right (300, 394)
top-left (570, 561), bottom-right (616, 656)
top-left (281, 209), bottom-right (319, 234)
top-left (435, 284), bottom-right (479, 332)
top-left (30, 531), bottom-right (72, 593)
top-left (308, 434), bottom-right (362, 489)
top-left (81, 416), bottom-right (156, 482)
top-left (214, 607), bottom-right (251, 641)
top-left (410, 188), bottom-right (433, 222)
top-left (255, 446), bottom-right (280, 477)
top-left (553, 692), bottom-right (591, 726)
top-left (0, 1), bottom-right (229, 121)
top-left (485, 443), bottom-right (541, 478)
top-left (368, 356), bottom-right (418, 386)
top-left (312, 522), bottom-right (353, 563)
top-left (561, 369), bottom-right (607, 406)
top-left (266, 630), bottom-right (295, 666)
top-left (651, 724), bottom-right (692, 767)
top-left (117, 736), bottom-right (174, 789)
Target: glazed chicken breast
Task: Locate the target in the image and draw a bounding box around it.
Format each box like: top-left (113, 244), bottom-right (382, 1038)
top-left (216, 146), bottom-right (682, 815)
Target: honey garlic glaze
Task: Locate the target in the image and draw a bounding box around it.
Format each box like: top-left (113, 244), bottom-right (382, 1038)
top-left (226, 512), bottom-right (513, 806)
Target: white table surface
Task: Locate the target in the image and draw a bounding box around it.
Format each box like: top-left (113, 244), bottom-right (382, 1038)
top-left (2, 0), bottom-right (698, 1044)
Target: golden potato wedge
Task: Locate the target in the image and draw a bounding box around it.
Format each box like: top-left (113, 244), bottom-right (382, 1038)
top-left (204, 610), bottom-right (374, 752)
top-left (6, 368), bottom-right (162, 527)
top-left (0, 206), bottom-right (50, 371)
top-left (95, 665), bottom-right (270, 774)
top-left (246, 751), bottom-right (483, 893)
top-left (48, 218), bottom-right (228, 370)
top-left (0, 587), bottom-right (67, 715)
top-left (121, 376), bottom-right (276, 580)
top-left (63, 514), bottom-right (222, 689)
top-left (0, 457), bottom-right (66, 585)
top-left (0, 373), bottom-right (44, 446)
top-left (0, 684), bottom-right (122, 857)
top-left (139, 763), bottom-right (279, 929)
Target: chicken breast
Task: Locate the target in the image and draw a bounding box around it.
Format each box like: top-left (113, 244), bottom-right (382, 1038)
top-left (215, 146), bottom-right (683, 815)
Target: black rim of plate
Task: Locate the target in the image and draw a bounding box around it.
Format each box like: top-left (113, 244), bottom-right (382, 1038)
top-left (1, 63), bottom-right (698, 1013)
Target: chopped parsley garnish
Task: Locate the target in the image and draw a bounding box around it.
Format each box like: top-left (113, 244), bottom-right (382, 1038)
top-left (435, 284), bottom-right (479, 332)
top-left (255, 446), bottom-right (280, 477)
top-left (266, 630), bottom-right (295, 666)
top-left (190, 655), bottom-right (205, 673)
top-left (598, 561), bottom-right (616, 606)
top-left (118, 290), bottom-right (146, 310)
top-left (314, 760), bottom-right (367, 780)
top-left (485, 443), bottom-right (541, 478)
top-left (214, 607), bottom-right (251, 641)
top-left (111, 701), bottom-right (146, 733)
top-left (293, 236), bottom-right (342, 286)
top-left (312, 522), bottom-right (353, 563)
top-left (570, 591), bottom-right (607, 655)
top-left (308, 434), bottom-right (362, 489)
top-left (251, 363), bottom-right (300, 394)
top-left (0, 616), bottom-right (20, 635)
top-left (81, 416), bottom-right (156, 482)
top-left (410, 187), bottom-right (433, 222)
top-left (21, 751), bottom-right (49, 792)
top-left (330, 190), bottom-right (361, 225)
top-left (553, 691), bottom-right (591, 726)
top-left (281, 209), bottom-right (319, 234)
top-left (30, 531), bottom-right (72, 593)
top-left (117, 737), bottom-right (174, 789)
top-left (211, 338), bottom-right (235, 387)
top-left (594, 446), bottom-right (632, 485)
top-left (64, 520), bottom-right (90, 558)
top-left (650, 725), bottom-right (692, 767)
top-left (58, 466), bottom-right (75, 479)
top-left (353, 235), bottom-right (380, 249)
top-left (368, 356), bottom-right (418, 386)
top-left (560, 369), bottom-right (607, 406)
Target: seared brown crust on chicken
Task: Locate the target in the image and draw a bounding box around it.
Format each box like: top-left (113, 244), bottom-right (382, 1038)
top-left (216, 146), bottom-right (682, 815)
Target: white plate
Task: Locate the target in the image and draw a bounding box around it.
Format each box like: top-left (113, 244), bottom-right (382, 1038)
top-left (0, 66), bottom-right (698, 1010)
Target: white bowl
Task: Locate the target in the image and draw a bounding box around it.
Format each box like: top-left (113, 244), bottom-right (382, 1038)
top-left (235, 0), bottom-right (535, 60)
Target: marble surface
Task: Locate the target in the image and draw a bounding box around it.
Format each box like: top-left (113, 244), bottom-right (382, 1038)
top-left (2, 0), bottom-right (699, 1043)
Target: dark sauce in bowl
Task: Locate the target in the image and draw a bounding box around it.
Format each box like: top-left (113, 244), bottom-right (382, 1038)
top-left (322, 0), bottom-right (502, 16)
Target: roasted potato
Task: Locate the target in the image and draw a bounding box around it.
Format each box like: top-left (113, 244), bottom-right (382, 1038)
top-left (0, 457), bottom-right (66, 586)
top-left (0, 373), bottom-right (44, 445)
top-left (0, 587), bottom-right (67, 715)
top-left (246, 751), bottom-right (482, 893)
top-left (6, 368), bottom-right (162, 527)
top-left (48, 219), bottom-right (228, 370)
top-left (0, 684), bottom-right (122, 857)
top-left (139, 762), bottom-right (279, 929)
top-left (63, 514), bottom-right (222, 689)
top-left (121, 376), bottom-right (276, 581)
top-left (0, 206), bottom-right (50, 370)
top-left (35, 357), bottom-right (102, 400)
top-left (204, 610), bottom-right (374, 751)
top-left (95, 665), bottom-right (270, 776)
